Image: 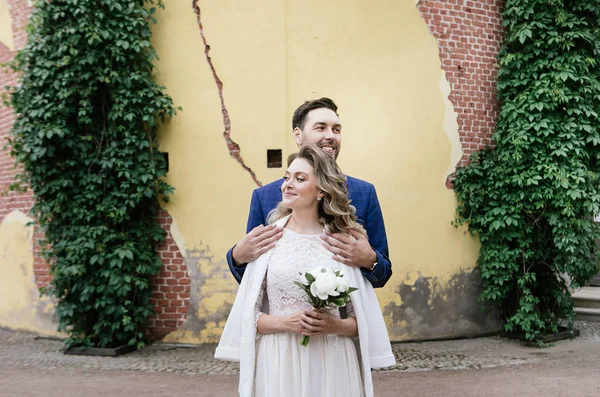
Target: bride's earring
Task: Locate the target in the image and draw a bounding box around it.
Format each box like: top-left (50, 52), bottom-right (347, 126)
top-left (317, 197), bottom-right (322, 201)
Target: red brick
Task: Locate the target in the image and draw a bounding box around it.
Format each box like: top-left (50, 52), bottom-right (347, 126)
top-left (158, 313), bottom-right (181, 320)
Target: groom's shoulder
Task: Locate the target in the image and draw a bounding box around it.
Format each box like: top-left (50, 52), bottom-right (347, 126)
top-left (254, 178), bottom-right (284, 198)
top-left (346, 175), bottom-right (375, 192)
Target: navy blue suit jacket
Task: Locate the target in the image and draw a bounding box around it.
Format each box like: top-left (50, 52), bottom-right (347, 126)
top-left (226, 176), bottom-right (392, 288)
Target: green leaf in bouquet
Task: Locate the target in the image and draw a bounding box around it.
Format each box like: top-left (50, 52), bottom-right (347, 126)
top-left (293, 281), bottom-right (306, 290)
top-left (331, 298), bottom-right (346, 307)
top-left (338, 294), bottom-right (351, 304)
top-left (305, 272), bottom-right (316, 283)
top-left (347, 287), bottom-right (358, 294)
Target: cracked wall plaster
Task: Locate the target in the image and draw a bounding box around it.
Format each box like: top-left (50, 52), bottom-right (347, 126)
top-left (192, 0), bottom-right (262, 187)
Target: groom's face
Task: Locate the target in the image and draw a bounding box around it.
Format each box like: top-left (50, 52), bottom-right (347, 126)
top-left (293, 108), bottom-right (342, 160)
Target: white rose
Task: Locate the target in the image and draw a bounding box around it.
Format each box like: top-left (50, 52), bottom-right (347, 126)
top-left (308, 266), bottom-right (333, 280)
top-left (310, 272), bottom-right (340, 300)
top-left (336, 276), bottom-right (349, 293)
top-left (300, 274), bottom-right (310, 286)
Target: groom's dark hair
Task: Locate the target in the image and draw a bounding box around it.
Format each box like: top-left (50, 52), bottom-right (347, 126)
top-left (292, 97), bottom-right (338, 131)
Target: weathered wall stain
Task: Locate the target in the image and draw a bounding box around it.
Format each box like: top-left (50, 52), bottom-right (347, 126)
top-left (163, 241), bottom-right (237, 344)
top-left (0, 210), bottom-right (60, 336)
top-left (384, 269), bottom-right (501, 340)
top-left (192, 0), bottom-right (262, 187)
top-left (0, 0), bottom-right (15, 52)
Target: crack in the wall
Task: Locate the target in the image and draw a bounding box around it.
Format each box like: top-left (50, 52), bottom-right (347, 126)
top-left (192, 0), bottom-right (262, 187)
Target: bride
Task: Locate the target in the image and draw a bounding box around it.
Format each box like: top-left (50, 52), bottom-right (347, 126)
top-left (216, 144), bottom-right (395, 397)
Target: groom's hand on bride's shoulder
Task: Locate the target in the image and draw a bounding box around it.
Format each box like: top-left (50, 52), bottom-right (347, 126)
top-left (320, 230), bottom-right (377, 269)
top-left (232, 224), bottom-right (283, 266)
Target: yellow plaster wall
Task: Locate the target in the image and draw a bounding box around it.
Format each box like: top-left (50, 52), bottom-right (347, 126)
top-left (0, 211), bottom-right (59, 336)
top-left (0, 0), bottom-right (15, 50)
top-left (151, 0), bottom-right (482, 343)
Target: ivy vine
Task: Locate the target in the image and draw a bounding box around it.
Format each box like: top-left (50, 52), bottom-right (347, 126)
top-left (454, 0), bottom-right (600, 340)
top-left (4, 0), bottom-right (177, 349)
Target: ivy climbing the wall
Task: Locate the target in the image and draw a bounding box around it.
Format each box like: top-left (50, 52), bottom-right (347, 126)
top-left (453, 0), bottom-right (600, 340)
top-left (5, 0), bottom-right (177, 349)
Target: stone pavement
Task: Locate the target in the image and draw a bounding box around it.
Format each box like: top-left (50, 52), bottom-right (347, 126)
top-left (1, 321), bottom-right (600, 376)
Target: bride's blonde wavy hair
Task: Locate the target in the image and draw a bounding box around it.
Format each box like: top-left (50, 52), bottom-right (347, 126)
top-left (267, 144), bottom-right (367, 237)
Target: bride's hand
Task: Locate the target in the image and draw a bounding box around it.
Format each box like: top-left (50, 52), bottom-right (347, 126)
top-left (283, 311), bottom-right (306, 334)
top-left (300, 309), bottom-right (340, 336)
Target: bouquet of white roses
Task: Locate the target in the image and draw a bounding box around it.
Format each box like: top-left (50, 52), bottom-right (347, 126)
top-left (294, 266), bottom-right (357, 347)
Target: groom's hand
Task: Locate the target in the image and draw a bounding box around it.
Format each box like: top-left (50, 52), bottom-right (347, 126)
top-left (321, 230), bottom-right (377, 269)
top-left (232, 224), bottom-right (283, 266)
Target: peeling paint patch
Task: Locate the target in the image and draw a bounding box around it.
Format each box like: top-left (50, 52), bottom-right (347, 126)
top-left (416, 0), bottom-right (503, 182)
top-left (384, 269), bottom-right (500, 341)
top-left (415, 2), bottom-right (462, 188)
top-left (0, 210), bottom-right (60, 336)
top-left (192, 0), bottom-right (262, 187)
top-left (163, 241), bottom-right (237, 344)
top-left (0, 0), bottom-right (15, 51)
top-left (440, 70), bottom-right (462, 185)
top-left (169, 216), bottom-right (187, 254)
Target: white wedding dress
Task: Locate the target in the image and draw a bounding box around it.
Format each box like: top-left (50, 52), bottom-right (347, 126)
top-left (253, 228), bottom-right (364, 397)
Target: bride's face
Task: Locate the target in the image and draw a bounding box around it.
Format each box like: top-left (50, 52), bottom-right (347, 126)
top-left (281, 158), bottom-right (322, 211)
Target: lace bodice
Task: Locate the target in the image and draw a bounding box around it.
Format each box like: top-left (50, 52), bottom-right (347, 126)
top-left (255, 228), bottom-right (354, 320)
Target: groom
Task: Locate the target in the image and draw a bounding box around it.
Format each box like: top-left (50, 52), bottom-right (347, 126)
top-left (226, 97), bottom-right (392, 288)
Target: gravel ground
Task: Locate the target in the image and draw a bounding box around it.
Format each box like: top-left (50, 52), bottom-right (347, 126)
top-left (1, 320), bottom-right (599, 376)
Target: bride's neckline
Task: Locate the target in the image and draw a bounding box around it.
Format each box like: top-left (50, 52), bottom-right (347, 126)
top-left (283, 227), bottom-right (322, 237)
top-left (281, 215), bottom-right (324, 236)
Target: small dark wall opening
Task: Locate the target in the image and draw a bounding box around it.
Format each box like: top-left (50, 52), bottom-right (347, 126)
top-left (267, 149), bottom-right (282, 168)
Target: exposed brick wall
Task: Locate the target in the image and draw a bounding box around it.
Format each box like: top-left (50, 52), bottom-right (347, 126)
top-left (418, 0), bottom-right (504, 177)
top-left (149, 209), bottom-right (191, 339)
top-left (0, 0), bottom-right (191, 340)
top-left (0, 1), bottom-right (45, 286)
